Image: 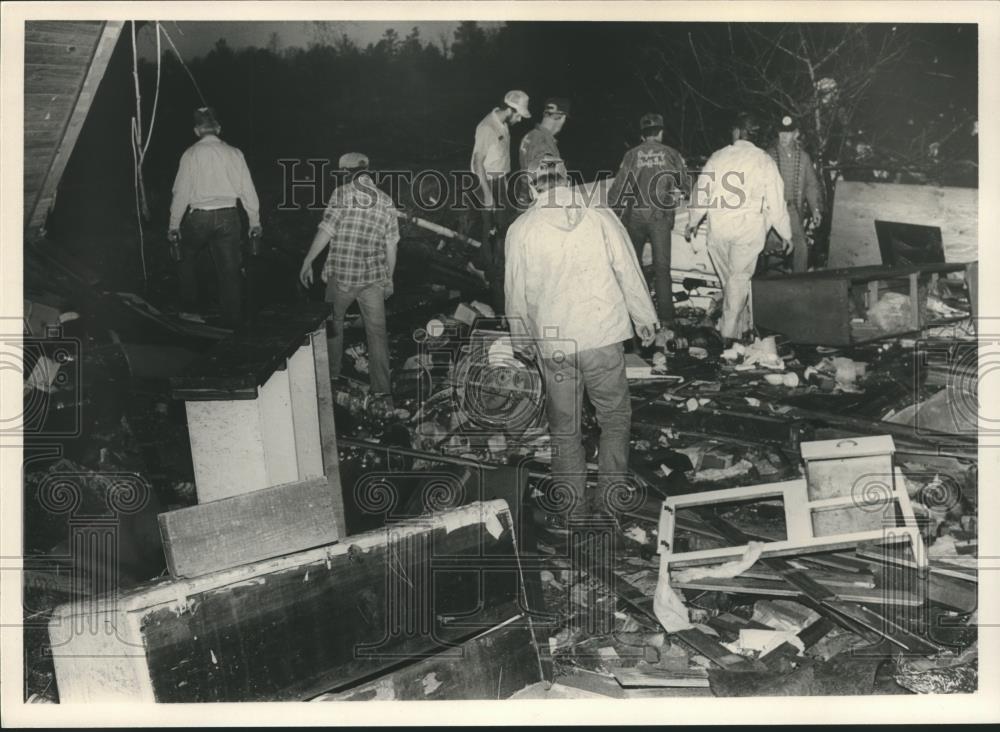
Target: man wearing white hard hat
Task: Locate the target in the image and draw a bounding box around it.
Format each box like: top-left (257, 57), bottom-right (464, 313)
top-left (471, 90), bottom-right (531, 313)
top-left (299, 152), bottom-right (398, 397)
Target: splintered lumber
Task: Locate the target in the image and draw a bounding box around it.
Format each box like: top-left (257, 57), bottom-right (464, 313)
top-left (610, 666), bottom-right (709, 688)
top-left (396, 210), bottom-right (481, 249)
top-left (49, 500), bottom-right (523, 702)
top-left (158, 477), bottom-right (339, 579)
top-left (317, 616), bottom-right (542, 700)
top-left (670, 575), bottom-right (922, 607)
top-left (694, 509), bottom-right (943, 653)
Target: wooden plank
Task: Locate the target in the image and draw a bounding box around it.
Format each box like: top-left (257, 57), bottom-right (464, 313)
top-left (23, 64), bottom-right (89, 94)
top-left (25, 20), bottom-right (103, 37)
top-left (288, 340), bottom-right (325, 480)
top-left (828, 181), bottom-right (978, 267)
top-left (671, 575), bottom-right (922, 606)
top-left (24, 21), bottom-right (123, 240)
top-left (610, 666), bottom-right (709, 688)
top-left (158, 477), bottom-right (340, 579)
top-left (51, 500), bottom-right (522, 702)
top-left (739, 567), bottom-right (875, 588)
top-left (673, 628), bottom-right (760, 671)
top-left (25, 40), bottom-right (103, 66)
top-left (317, 617), bottom-right (542, 700)
top-left (258, 367), bottom-right (301, 487)
top-left (24, 92), bottom-right (77, 124)
top-left (311, 326), bottom-right (346, 536)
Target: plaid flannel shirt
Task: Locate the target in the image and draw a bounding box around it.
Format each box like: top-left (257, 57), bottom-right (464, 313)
top-left (319, 180), bottom-right (399, 287)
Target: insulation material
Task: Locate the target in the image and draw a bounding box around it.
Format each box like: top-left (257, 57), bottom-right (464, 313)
top-left (868, 292), bottom-right (912, 332)
top-left (672, 542), bottom-right (764, 583)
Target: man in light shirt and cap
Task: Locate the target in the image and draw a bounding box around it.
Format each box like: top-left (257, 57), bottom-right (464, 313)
top-left (471, 90), bottom-right (531, 313)
top-left (505, 154), bottom-right (658, 518)
top-left (686, 112), bottom-right (791, 345)
top-left (299, 152), bottom-right (399, 398)
top-left (168, 106), bottom-right (261, 327)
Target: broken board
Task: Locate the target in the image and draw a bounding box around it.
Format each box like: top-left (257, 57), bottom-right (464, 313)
top-left (49, 500), bottom-right (525, 702)
top-left (827, 181), bottom-right (977, 268)
top-left (315, 615), bottom-right (543, 700)
top-left (158, 477), bottom-right (340, 579)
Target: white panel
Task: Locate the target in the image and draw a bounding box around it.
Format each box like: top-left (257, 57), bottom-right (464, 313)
top-left (258, 367), bottom-right (300, 487)
top-left (288, 341), bottom-right (324, 479)
top-left (186, 399), bottom-right (268, 503)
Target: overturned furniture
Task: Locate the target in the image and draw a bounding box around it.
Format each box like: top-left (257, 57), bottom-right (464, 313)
top-left (659, 436), bottom-right (925, 569)
top-left (48, 500), bottom-right (540, 701)
top-left (168, 304), bottom-right (342, 509)
top-left (49, 309), bottom-right (544, 701)
top-left (752, 262), bottom-right (975, 345)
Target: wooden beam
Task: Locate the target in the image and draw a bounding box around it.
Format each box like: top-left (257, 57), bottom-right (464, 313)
top-left (158, 477), bottom-right (341, 579)
top-left (24, 21), bottom-right (124, 241)
top-left (310, 326), bottom-right (346, 536)
top-left (315, 617), bottom-right (542, 700)
top-left (50, 500), bottom-right (523, 702)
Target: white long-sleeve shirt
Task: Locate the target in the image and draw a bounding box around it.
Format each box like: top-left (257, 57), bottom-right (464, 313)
top-left (169, 135), bottom-right (261, 230)
top-left (504, 185), bottom-right (658, 358)
top-left (688, 140), bottom-right (791, 244)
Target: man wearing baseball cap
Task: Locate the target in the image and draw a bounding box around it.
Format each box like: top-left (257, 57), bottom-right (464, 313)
top-left (518, 97), bottom-right (570, 177)
top-left (471, 90), bottom-right (530, 312)
top-left (764, 115), bottom-right (825, 273)
top-left (505, 153), bottom-right (657, 519)
top-left (168, 106), bottom-right (262, 327)
top-left (299, 152), bottom-right (399, 398)
top-left (607, 112), bottom-right (689, 327)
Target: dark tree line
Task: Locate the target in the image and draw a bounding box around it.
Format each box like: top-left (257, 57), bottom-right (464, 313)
top-left (51, 21), bottom-right (977, 287)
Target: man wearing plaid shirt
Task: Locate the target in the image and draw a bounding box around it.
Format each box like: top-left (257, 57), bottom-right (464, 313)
top-left (299, 152), bottom-right (398, 395)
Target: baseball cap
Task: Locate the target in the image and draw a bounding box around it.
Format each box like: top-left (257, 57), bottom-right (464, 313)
top-left (640, 112), bottom-right (664, 131)
top-left (778, 115), bottom-right (799, 132)
top-left (504, 90), bottom-right (531, 118)
top-left (338, 152), bottom-right (370, 170)
top-left (193, 106), bottom-right (220, 129)
top-left (543, 98), bottom-right (571, 117)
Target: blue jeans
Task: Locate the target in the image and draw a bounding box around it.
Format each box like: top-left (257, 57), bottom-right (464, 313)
top-left (325, 280), bottom-right (392, 395)
top-left (540, 341), bottom-right (631, 514)
top-left (178, 208), bottom-right (243, 326)
top-left (626, 214), bottom-right (674, 325)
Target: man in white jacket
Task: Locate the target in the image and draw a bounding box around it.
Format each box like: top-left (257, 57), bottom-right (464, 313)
top-left (686, 113), bottom-right (792, 343)
top-left (505, 155), bottom-right (658, 517)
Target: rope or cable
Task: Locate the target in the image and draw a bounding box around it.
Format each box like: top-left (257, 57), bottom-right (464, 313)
top-left (160, 23), bottom-right (208, 106)
top-left (129, 21), bottom-right (148, 285)
top-left (130, 117), bottom-right (147, 285)
top-left (141, 23), bottom-right (162, 159)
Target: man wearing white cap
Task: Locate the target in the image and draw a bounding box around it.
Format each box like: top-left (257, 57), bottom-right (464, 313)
top-left (471, 90), bottom-right (531, 312)
top-left (299, 153), bottom-right (399, 397)
top-left (765, 115), bottom-right (825, 273)
top-left (686, 112), bottom-right (791, 345)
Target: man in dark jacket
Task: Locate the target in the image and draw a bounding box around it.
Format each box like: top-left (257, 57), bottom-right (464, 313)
top-left (607, 113), bottom-right (689, 327)
top-left (765, 115), bottom-right (825, 273)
